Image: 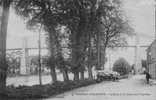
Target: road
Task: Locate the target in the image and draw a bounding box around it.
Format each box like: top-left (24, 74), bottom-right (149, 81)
top-left (44, 75), bottom-right (156, 100)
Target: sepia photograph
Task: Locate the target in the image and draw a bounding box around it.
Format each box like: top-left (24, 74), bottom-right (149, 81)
top-left (0, 0), bottom-right (156, 100)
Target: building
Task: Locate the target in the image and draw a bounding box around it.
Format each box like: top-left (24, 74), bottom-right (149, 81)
top-left (146, 40), bottom-right (156, 79)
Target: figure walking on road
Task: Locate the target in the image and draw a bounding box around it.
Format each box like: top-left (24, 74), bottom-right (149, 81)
top-left (144, 70), bottom-right (151, 84)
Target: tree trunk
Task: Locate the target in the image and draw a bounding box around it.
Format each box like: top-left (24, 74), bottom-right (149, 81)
top-left (50, 67), bottom-right (57, 83)
top-left (0, 0), bottom-right (10, 93)
top-left (88, 66), bottom-right (93, 80)
top-left (80, 71), bottom-right (84, 80)
top-left (73, 71), bottom-right (79, 81)
top-left (71, 30), bottom-right (80, 81)
top-left (48, 27), bottom-right (58, 83)
top-left (102, 47), bottom-right (106, 70)
top-left (102, 38), bottom-right (108, 70)
top-left (38, 24), bottom-right (42, 85)
top-left (62, 69), bottom-right (69, 82)
top-left (96, 32), bottom-right (101, 70)
top-left (52, 29), bottom-right (69, 82)
top-left (88, 31), bottom-right (93, 80)
top-left (0, 61), bottom-right (7, 94)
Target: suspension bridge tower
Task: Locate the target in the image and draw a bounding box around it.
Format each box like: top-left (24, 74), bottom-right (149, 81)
top-left (20, 37), bottom-right (29, 74)
top-left (134, 34), bottom-right (142, 74)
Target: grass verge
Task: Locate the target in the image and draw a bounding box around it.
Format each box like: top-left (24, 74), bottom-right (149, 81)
top-left (3, 79), bottom-right (97, 100)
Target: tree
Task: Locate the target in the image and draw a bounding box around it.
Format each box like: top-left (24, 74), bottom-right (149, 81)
top-left (113, 58), bottom-right (131, 75)
top-left (0, 0), bottom-right (12, 93)
top-left (48, 0), bottom-right (133, 80)
top-left (14, 0), bottom-right (73, 82)
top-left (58, 0), bottom-right (93, 80)
top-left (94, 0), bottom-right (134, 70)
top-left (15, 0), bottom-right (59, 83)
top-left (14, 0), bottom-right (133, 81)
top-left (54, 26), bottom-right (69, 81)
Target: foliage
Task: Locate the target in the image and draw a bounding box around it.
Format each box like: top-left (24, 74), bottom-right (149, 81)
top-left (113, 58), bottom-right (131, 75)
top-left (96, 0), bottom-right (134, 67)
top-left (14, 0), bottom-right (134, 80)
top-left (6, 79), bottom-right (97, 99)
top-left (6, 51), bottom-right (22, 75)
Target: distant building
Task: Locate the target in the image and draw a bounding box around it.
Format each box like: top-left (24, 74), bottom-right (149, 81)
top-left (146, 40), bottom-right (156, 79)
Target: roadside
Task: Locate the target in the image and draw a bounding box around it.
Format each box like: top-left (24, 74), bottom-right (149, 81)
top-left (4, 72), bottom-right (126, 99)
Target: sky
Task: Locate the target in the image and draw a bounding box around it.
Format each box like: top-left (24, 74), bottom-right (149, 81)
top-left (123, 0), bottom-right (155, 45)
top-left (6, 0), bottom-right (156, 66)
top-left (104, 0), bottom-right (155, 69)
top-left (7, 9), bottom-right (39, 49)
top-left (6, 0), bottom-right (155, 48)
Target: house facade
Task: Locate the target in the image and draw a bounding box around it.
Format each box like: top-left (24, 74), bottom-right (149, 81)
top-left (146, 40), bottom-right (156, 79)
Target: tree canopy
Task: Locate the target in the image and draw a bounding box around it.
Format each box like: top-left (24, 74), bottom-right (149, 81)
top-left (13, 0), bottom-right (134, 80)
top-left (113, 57), bottom-right (131, 75)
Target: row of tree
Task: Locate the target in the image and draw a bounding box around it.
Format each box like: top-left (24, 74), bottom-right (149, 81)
top-left (113, 58), bottom-right (131, 75)
top-left (0, 0), bottom-right (133, 91)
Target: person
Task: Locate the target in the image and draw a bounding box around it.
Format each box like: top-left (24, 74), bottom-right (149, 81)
top-left (144, 70), bottom-right (151, 84)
